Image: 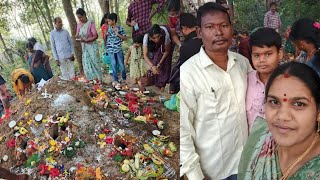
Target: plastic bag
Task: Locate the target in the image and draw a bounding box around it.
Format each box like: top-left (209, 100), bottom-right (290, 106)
top-left (164, 94), bottom-right (177, 111)
top-left (102, 53), bottom-right (111, 65)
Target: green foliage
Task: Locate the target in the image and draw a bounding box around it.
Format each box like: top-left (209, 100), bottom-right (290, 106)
top-left (234, 0), bottom-right (266, 33)
top-left (280, 0), bottom-right (320, 29)
top-left (0, 58), bottom-right (28, 95)
top-left (234, 0), bottom-right (320, 34)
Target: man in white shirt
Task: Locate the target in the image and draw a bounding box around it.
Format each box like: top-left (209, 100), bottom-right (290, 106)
top-left (50, 17), bottom-right (75, 80)
top-left (180, 2), bottom-right (252, 180)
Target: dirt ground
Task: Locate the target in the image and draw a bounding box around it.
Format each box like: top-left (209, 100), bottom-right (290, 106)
top-left (0, 74), bottom-right (179, 179)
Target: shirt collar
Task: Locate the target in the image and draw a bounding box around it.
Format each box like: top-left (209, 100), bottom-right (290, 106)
top-left (54, 27), bottom-right (63, 31)
top-left (199, 46), bottom-right (238, 71)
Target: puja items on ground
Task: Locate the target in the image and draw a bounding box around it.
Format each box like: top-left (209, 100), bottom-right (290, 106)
top-left (0, 77), bottom-right (179, 179)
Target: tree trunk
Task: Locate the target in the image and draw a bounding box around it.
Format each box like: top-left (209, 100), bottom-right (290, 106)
top-left (0, 33), bottom-right (14, 63)
top-left (109, 0), bottom-right (114, 12)
top-left (34, 0), bottom-right (52, 31)
top-left (229, 1), bottom-right (234, 23)
top-left (80, 0), bottom-right (85, 9)
top-left (115, 0), bottom-right (119, 16)
top-left (98, 0), bottom-right (110, 14)
top-left (62, 0), bottom-right (84, 74)
top-left (43, 0), bottom-right (54, 30)
top-left (32, 4), bottom-right (50, 49)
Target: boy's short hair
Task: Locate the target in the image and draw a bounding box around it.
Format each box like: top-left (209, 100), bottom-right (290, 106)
top-left (108, 13), bottom-right (118, 23)
top-left (249, 27), bottom-right (282, 52)
top-left (180, 13), bottom-right (197, 29)
top-left (133, 35), bottom-right (144, 44)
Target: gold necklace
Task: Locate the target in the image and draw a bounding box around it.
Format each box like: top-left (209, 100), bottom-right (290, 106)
top-left (279, 134), bottom-right (319, 180)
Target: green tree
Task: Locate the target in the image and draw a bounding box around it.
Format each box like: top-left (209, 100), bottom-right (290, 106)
top-left (234, 0), bottom-right (266, 33)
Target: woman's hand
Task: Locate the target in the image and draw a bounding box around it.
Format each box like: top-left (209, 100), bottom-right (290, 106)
top-left (151, 66), bottom-right (159, 75)
top-left (81, 37), bottom-right (87, 42)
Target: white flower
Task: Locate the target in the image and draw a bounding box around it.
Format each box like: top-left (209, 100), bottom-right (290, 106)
top-left (67, 147), bottom-right (73, 151)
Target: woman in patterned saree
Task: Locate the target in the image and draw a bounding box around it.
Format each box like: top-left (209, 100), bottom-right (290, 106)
top-left (75, 8), bottom-right (102, 82)
top-left (238, 62), bottom-right (320, 180)
top-left (26, 41), bottom-right (53, 84)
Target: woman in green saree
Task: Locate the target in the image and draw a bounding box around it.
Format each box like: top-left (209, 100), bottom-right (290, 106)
top-left (75, 8), bottom-right (102, 82)
top-left (239, 62), bottom-right (320, 180)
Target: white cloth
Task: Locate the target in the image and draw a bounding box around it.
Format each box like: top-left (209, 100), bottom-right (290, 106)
top-left (180, 47), bottom-right (252, 179)
top-left (33, 42), bottom-right (45, 52)
top-left (59, 59), bottom-right (75, 80)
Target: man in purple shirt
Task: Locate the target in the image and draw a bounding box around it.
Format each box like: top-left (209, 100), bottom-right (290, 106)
top-left (126, 0), bottom-right (166, 39)
top-left (263, 2), bottom-right (281, 32)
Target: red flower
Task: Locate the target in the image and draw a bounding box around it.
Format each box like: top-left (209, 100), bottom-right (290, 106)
top-left (29, 141), bottom-right (36, 149)
top-left (115, 98), bottom-right (123, 104)
top-left (108, 149), bottom-right (118, 158)
top-left (77, 163), bottom-right (83, 170)
top-left (128, 101), bottom-right (137, 112)
top-left (153, 119), bottom-right (159, 125)
top-left (121, 147), bottom-right (132, 157)
top-left (149, 98), bottom-right (154, 103)
top-left (93, 84), bottom-right (100, 92)
top-left (103, 129), bottom-right (111, 134)
top-left (49, 168), bottom-right (60, 177)
top-left (39, 163), bottom-right (48, 175)
top-left (104, 137), bottom-right (113, 144)
top-left (126, 93), bottom-right (138, 102)
top-left (143, 107), bottom-right (152, 115)
top-left (6, 139), bottom-right (15, 148)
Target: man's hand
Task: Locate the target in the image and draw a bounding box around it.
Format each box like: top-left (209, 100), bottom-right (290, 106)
top-left (56, 60), bottom-right (60, 66)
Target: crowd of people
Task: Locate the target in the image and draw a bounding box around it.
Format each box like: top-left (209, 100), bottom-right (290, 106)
top-left (0, 0), bottom-right (320, 179)
top-left (0, 0), bottom-right (182, 119)
top-left (180, 1), bottom-right (320, 180)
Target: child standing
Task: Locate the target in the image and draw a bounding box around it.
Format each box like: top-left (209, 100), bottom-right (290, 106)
top-left (246, 27), bottom-right (283, 132)
top-left (125, 35), bottom-right (147, 84)
top-left (106, 13), bottom-right (128, 87)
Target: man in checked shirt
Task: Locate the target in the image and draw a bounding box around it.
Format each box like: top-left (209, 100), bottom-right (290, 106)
top-left (264, 2), bottom-right (282, 32)
top-left (126, 0), bottom-right (166, 39)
